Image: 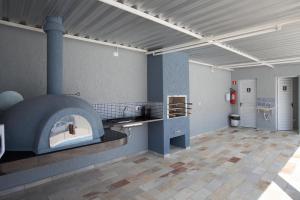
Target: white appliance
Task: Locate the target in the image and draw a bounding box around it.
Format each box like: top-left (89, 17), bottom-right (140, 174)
top-left (0, 124), bottom-right (4, 159)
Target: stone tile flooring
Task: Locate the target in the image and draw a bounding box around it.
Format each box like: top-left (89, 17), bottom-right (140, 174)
top-left (2, 128), bottom-right (300, 200)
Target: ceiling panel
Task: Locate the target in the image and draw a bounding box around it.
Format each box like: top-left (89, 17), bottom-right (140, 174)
top-left (0, 0), bottom-right (300, 65)
top-left (127, 0), bottom-right (300, 36)
top-left (0, 0), bottom-right (195, 50)
top-left (228, 22), bottom-right (300, 61)
top-left (185, 45), bottom-right (252, 66)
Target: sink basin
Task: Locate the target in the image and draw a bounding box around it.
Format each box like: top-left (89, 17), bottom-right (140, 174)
top-left (117, 120), bottom-right (133, 124)
top-left (103, 117), bottom-right (163, 129)
top-left (256, 107), bottom-right (274, 112)
top-left (106, 117), bottom-right (137, 124)
top-left (122, 122), bottom-right (143, 128)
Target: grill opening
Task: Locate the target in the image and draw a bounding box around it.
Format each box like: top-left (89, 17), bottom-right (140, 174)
top-left (167, 95), bottom-right (187, 118)
top-left (49, 115), bottom-right (93, 148)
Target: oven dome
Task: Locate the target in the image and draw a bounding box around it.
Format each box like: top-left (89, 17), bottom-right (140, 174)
top-left (0, 95), bottom-right (104, 154)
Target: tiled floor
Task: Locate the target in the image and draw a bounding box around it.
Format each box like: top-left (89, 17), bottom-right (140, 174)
top-left (2, 128), bottom-right (300, 200)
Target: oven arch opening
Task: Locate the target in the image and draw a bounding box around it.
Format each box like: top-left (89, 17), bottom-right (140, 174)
top-left (49, 115), bottom-right (93, 148)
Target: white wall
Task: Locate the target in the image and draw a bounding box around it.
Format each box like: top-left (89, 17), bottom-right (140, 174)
top-left (0, 25), bottom-right (147, 104)
top-left (231, 65), bottom-right (300, 131)
top-left (64, 39), bottom-right (147, 103)
top-left (189, 63), bottom-right (232, 136)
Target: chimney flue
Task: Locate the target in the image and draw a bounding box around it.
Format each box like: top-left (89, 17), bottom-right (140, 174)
top-left (43, 16), bottom-right (64, 95)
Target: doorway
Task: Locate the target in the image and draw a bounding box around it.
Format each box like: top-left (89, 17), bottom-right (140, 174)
top-left (238, 79), bottom-right (257, 128)
top-left (277, 77), bottom-right (298, 131)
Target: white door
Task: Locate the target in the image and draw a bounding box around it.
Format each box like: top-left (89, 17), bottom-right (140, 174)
top-left (239, 80), bottom-right (257, 128)
top-left (278, 78), bottom-right (293, 131)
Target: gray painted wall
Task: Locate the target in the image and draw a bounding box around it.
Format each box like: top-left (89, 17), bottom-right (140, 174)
top-left (0, 24), bottom-right (148, 191)
top-left (64, 38), bottom-right (147, 103)
top-left (0, 25), bottom-right (46, 99)
top-left (189, 63), bottom-right (231, 136)
top-left (0, 24), bottom-right (147, 103)
top-left (231, 64), bottom-right (300, 131)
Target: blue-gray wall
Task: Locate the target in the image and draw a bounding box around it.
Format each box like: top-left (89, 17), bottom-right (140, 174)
top-left (147, 53), bottom-right (190, 155)
top-left (231, 64), bottom-right (300, 131)
top-left (163, 53), bottom-right (190, 149)
top-left (189, 63), bottom-right (232, 136)
top-left (0, 24), bottom-right (148, 191)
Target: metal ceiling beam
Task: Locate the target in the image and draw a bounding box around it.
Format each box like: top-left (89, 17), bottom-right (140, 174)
top-left (218, 56), bottom-right (300, 69)
top-left (189, 60), bottom-right (234, 72)
top-left (0, 20), bottom-right (147, 53)
top-left (189, 56), bottom-right (300, 70)
top-left (148, 27), bottom-right (278, 55)
top-left (212, 41), bottom-right (274, 68)
top-left (189, 60), bottom-right (214, 67)
top-left (152, 27), bottom-right (277, 55)
top-left (98, 0), bottom-right (274, 68)
top-left (0, 20), bottom-right (43, 33)
top-left (97, 0), bottom-right (203, 39)
top-left (148, 18), bottom-right (300, 55)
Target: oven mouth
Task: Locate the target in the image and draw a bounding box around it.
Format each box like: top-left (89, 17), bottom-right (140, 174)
top-left (49, 115), bottom-right (93, 148)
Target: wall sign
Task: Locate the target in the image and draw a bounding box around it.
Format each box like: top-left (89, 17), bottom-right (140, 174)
top-left (283, 86), bottom-right (287, 91)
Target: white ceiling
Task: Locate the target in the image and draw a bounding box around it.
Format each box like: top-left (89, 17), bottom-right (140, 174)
top-left (1, 0), bottom-right (300, 67)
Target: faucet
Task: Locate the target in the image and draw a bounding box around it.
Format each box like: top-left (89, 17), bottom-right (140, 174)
top-left (0, 125), bottom-right (4, 159)
top-left (122, 106), bottom-right (128, 117)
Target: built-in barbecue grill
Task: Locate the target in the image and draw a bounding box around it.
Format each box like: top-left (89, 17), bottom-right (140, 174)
top-left (0, 16), bottom-right (104, 154)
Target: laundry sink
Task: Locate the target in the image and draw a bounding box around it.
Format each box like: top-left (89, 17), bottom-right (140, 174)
top-left (105, 117), bottom-right (136, 124)
top-left (103, 116), bottom-right (163, 129)
top-left (117, 120), bottom-right (133, 124)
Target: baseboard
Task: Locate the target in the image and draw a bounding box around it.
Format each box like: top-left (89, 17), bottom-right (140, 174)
top-left (148, 150), bottom-right (169, 158)
top-left (190, 126), bottom-right (229, 140)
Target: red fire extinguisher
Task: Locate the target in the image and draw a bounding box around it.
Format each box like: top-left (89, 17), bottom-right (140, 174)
top-left (230, 88), bottom-right (237, 104)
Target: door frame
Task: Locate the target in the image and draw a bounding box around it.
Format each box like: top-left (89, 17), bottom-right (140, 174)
top-left (238, 79), bottom-right (257, 128)
top-left (276, 76), bottom-right (298, 131)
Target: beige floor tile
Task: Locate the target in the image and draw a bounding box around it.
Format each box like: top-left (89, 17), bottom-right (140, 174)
top-left (2, 128), bottom-right (300, 200)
